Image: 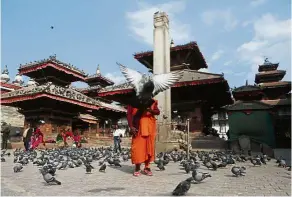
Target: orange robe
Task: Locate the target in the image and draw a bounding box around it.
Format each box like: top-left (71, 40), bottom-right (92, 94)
top-left (127, 99), bottom-right (160, 164)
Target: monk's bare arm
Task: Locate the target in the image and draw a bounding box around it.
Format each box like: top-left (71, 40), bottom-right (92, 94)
top-left (151, 101), bottom-right (160, 115)
top-left (127, 105), bottom-right (134, 128)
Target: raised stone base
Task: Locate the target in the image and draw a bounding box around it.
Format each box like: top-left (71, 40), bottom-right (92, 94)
top-left (1, 142), bottom-right (13, 149)
top-left (155, 141), bottom-right (180, 153)
top-left (191, 136), bottom-right (227, 150)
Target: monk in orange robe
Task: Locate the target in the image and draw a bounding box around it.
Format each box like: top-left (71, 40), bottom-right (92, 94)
top-left (127, 98), bottom-right (160, 176)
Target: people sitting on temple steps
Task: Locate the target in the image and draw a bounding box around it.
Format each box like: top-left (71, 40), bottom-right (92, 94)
top-left (31, 128), bottom-right (45, 150)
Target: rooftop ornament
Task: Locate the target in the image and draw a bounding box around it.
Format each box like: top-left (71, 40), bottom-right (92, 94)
top-left (1, 65), bottom-right (10, 83)
top-left (170, 39), bottom-right (175, 47)
top-left (263, 57), bottom-right (272, 65)
top-left (96, 65), bottom-right (101, 75)
top-left (27, 78), bottom-right (38, 87)
top-left (12, 73), bottom-right (24, 85)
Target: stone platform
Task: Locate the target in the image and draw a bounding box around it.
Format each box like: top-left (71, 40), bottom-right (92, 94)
top-left (1, 150), bottom-right (291, 196)
top-left (191, 136), bottom-right (228, 150)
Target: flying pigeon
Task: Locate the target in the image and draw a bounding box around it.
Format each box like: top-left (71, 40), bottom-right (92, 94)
top-left (117, 62), bottom-right (183, 102)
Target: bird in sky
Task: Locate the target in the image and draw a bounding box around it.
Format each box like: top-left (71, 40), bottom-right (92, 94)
top-left (50, 26), bottom-right (54, 29)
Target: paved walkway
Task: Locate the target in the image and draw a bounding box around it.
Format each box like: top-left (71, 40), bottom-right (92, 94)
top-left (1, 151), bottom-right (291, 196)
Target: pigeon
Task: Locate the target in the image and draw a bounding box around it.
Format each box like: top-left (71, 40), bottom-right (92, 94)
top-left (118, 62), bottom-right (183, 102)
top-left (231, 166), bottom-right (246, 177)
top-left (84, 163), bottom-right (94, 173)
top-left (278, 159), bottom-right (287, 168)
top-left (157, 162), bottom-right (165, 171)
top-left (1, 157), bottom-right (5, 162)
top-left (113, 160), bottom-right (122, 167)
top-left (192, 170), bottom-right (211, 183)
top-left (99, 163), bottom-right (106, 172)
top-left (217, 162), bottom-right (227, 168)
top-left (250, 158), bottom-right (261, 166)
top-left (172, 177), bottom-right (193, 196)
top-left (260, 156), bottom-right (267, 165)
top-left (13, 165), bottom-right (23, 173)
top-left (39, 169), bottom-right (61, 185)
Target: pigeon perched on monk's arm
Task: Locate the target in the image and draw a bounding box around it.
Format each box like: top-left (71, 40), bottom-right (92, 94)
top-left (118, 62), bottom-right (143, 96)
top-left (117, 62), bottom-right (183, 99)
top-left (151, 72), bottom-right (183, 97)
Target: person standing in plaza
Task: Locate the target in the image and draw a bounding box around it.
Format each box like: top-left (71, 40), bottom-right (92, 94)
top-left (22, 124), bottom-right (33, 151)
top-left (1, 122), bottom-right (11, 150)
top-left (73, 130), bottom-right (82, 148)
top-left (112, 125), bottom-right (122, 153)
top-left (127, 98), bottom-right (160, 176)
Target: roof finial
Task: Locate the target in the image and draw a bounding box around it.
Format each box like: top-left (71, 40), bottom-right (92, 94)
top-left (245, 80), bottom-right (248, 86)
top-left (263, 56), bottom-right (271, 65)
top-left (96, 64), bottom-right (100, 75)
top-left (2, 65), bottom-right (9, 74)
top-left (170, 39), bottom-right (174, 47)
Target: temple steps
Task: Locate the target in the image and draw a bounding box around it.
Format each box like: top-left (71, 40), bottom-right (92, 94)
top-left (191, 136), bottom-right (228, 150)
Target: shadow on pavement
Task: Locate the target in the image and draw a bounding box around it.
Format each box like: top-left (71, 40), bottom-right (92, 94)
top-left (108, 164), bottom-right (133, 174)
top-left (88, 187), bottom-right (125, 193)
top-left (224, 174), bottom-right (236, 177)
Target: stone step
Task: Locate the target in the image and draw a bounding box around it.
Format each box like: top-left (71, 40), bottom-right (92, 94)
top-left (191, 139), bottom-right (228, 149)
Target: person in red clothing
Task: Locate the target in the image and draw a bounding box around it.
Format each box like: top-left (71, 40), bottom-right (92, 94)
top-left (73, 130), bottom-right (82, 148)
top-left (62, 129), bottom-right (74, 147)
top-left (31, 128), bottom-right (45, 149)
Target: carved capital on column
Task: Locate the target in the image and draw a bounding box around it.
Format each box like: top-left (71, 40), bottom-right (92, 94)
top-left (154, 12), bottom-right (169, 28)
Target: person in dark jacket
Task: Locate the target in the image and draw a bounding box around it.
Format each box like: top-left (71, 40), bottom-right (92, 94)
top-left (1, 122), bottom-right (11, 150)
top-left (22, 124), bottom-right (33, 151)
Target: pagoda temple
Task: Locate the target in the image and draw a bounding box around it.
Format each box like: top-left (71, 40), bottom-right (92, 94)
top-left (1, 55), bottom-right (126, 137)
top-left (226, 58), bottom-right (291, 151)
top-left (80, 65), bottom-right (114, 100)
top-left (97, 41), bottom-right (233, 138)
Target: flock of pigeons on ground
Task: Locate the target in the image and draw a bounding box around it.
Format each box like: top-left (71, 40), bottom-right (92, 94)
top-left (0, 147), bottom-right (291, 196)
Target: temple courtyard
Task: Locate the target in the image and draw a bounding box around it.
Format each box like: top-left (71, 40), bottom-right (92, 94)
top-left (1, 149), bottom-right (291, 196)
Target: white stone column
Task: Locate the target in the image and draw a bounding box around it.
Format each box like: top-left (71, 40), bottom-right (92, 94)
top-left (153, 12), bottom-right (172, 148)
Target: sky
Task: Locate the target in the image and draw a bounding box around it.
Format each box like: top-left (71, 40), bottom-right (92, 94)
top-left (1, 0), bottom-right (291, 88)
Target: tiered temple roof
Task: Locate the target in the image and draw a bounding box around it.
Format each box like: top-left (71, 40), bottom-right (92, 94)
top-left (228, 58), bottom-right (291, 111)
top-left (255, 58), bottom-right (286, 84)
top-left (84, 65), bottom-right (114, 88)
top-left (99, 69), bottom-right (225, 95)
top-left (1, 82), bottom-right (126, 113)
top-left (1, 56), bottom-right (127, 119)
top-left (98, 69), bottom-right (233, 108)
top-left (256, 59), bottom-right (291, 99)
top-left (134, 41), bottom-right (208, 71)
top-left (18, 55), bottom-right (88, 86)
top-left (232, 81), bottom-right (264, 101)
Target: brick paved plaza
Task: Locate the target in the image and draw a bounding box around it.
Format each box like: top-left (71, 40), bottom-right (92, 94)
top-left (1, 150), bottom-right (291, 196)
